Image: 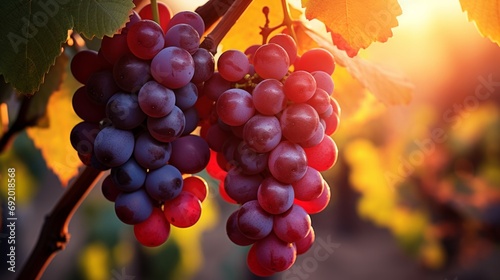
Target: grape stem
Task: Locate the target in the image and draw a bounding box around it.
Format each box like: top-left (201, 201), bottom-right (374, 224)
top-left (199, 0), bottom-right (254, 54)
top-left (150, 0), bottom-right (160, 26)
top-left (260, 0), bottom-right (298, 44)
top-left (17, 166), bottom-right (103, 280)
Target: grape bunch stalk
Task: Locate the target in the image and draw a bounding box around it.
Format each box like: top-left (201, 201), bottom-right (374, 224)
top-left (69, 5), bottom-right (215, 247)
top-left (200, 30), bottom-right (340, 275)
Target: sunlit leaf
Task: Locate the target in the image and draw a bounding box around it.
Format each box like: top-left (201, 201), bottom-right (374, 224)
top-left (460, 0), bottom-right (500, 46)
top-left (26, 54), bottom-right (83, 186)
top-left (220, 0), bottom-right (284, 51)
top-left (305, 26), bottom-right (413, 105)
top-left (0, 0), bottom-right (134, 95)
top-left (302, 0), bottom-right (402, 56)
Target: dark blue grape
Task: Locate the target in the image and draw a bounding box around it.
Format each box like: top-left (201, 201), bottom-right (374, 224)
top-left (145, 165), bottom-right (183, 202)
top-left (114, 189), bottom-right (153, 225)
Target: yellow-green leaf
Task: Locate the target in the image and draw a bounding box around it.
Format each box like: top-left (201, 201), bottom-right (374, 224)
top-left (460, 0), bottom-right (500, 45)
top-left (26, 55), bottom-right (83, 186)
top-left (302, 0), bottom-right (402, 56)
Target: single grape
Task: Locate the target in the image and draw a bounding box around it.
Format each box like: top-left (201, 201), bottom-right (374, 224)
top-left (174, 82), bottom-right (198, 110)
top-left (268, 141), bottom-right (308, 184)
top-left (292, 166), bottom-right (324, 201)
top-left (273, 204), bottom-right (311, 243)
top-left (216, 88), bottom-right (255, 126)
top-left (164, 23), bottom-right (200, 54)
top-left (106, 92), bottom-right (146, 129)
top-left (145, 164), bottom-right (183, 202)
top-left (232, 142), bottom-right (269, 175)
top-left (113, 53), bottom-right (151, 93)
top-left (253, 43), bottom-right (290, 80)
top-left (94, 126), bottom-right (134, 167)
top-left (247, 243), bottom-right (275, 277)
top-left (224, 167), bottom-right (262, 204)
top-left (134, 207), bottom-right (171, 247)
top-left (300, 121), bottom-right (325, 148)
top-left (323, 111), bottom-right (340, 136)
top-left (133, 131), bottom-right (172, 170)
top-left (100, 34), bottom-right (130, 65)
top-left (303, 136), bottom-right (338, 171)
top-left (307, 88), bottom-right (331, 115)
top-left (169, 135), bottom-right (210, 174)
top-left (295, 48), bottom-right (335, 74)
top-left (147, 106), bottom-right (185, 142)
top-left (283, 70), bottom-right (316, 103)
top-left (114, 189), bottom-right (153, 225)
top-left (202, 72), bottom-right (232, 101)
top-left (101, 174), bottom-right (121, 202)
top-left (70, 121), bottom-right (100, 156)
top-left (205, 122), bottom-right (231, 152)
top-left (182, 176), bottom-right (208, 202)
top-left (72, 86), bottom-right (106, 123)
top-left (111, 157), bottom-right (147, 192)
top-left (295, 226), bottom-right (315, 255)
top-left (237, 200), bottom-right (273, 240)
top-left (127, 19), bottom-right (165, 60)
top-left (163, 191), bottom-right (202, 228)
top-left (252, 79), bottom-right (286, 115)
top-left (294, 179), bottom-right (331, 214)
top-left (243, 114), bottom-right (282, 153)
top-left (86, 70), bottom-right (119, 105)
top-left (166, 11), bottom-right (205, 37)
top-left (138, 80), bottom-right (176, 118)
top-left (151, 47), bottom-right (195, 89)
top-left (71, 50), bottom-right (108, 84)
top-left (217, 50), bottom-right (250, 82)
top-left (191, 48), bottom-right (215, 83)
top-left (253, 233), bottom-right (297, 272)
top-left (280, 103), bottom-right (320, 143)
top-left (257, 177), bottom-right (294, 215)
top-left (182, 106), bottom-right (199, 136)
top-left (311, 71), bottom-right (334, 95)
top-left (226, 210), bottom-right (256, 246)
top-left (269, 33), bottom-right (298, 64)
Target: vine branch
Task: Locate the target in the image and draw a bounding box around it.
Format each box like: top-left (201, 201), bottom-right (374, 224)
top-left (0, 97), bottom-right (38, 153)
top-left (17, 166), bottom-right (103, 280)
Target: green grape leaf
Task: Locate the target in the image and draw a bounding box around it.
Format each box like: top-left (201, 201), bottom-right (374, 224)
top-left (0, 0), bottom-right (134, 95)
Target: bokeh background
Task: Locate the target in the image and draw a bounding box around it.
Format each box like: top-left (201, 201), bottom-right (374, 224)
top-left (1, 0), bottom-right (500, 279)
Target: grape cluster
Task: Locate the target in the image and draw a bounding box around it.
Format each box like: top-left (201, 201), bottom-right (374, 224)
top-left (69, 7), bottom-right (214, 247)
top-left (201, 34), bottom-right (340, 275)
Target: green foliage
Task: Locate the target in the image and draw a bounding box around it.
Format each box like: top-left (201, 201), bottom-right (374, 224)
top-left (0, 0), bottom-right (134, 95)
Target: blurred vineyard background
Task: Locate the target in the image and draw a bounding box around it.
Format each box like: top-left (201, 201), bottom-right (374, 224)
top-left (1, 0), bottom-right (500, 279)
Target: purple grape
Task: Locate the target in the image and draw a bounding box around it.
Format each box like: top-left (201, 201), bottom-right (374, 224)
top-left (191, 48), bottom-right (215, 83)
top-left (202, 72), bottom-right (231, 101)
top-left (151, 47), bottom-right (194, 89)
top-left (224, 167), bottom-right (262, 204)
top-left (253, 233), bottom-right (296, 272)
top-left (70, 121), bottom-right (100, 156)
top-left (216, 88), bottom-right (255, 126)
top-left (174, 82), bottom-right (198, 110)
top-left (145, 164), bottom-right (183, 202)
top-left (233, 142), bottom-right (269, 175)
top-left (113, 53), bottom-right (151, 93)
top-left (111, 158), bottom-right (147, 192)
top-left (217, 50), bottom-right (250, 82)
top-left (169, 135), bottom-right (210, 174)
top-left (94, 126), bottom-right (134, 167)
top-left (133, 131), bottom-right (172, 170)
top-left (147, 106), bottom-right (185, 142)
top-left (164, 23), bottom-right (200, 54)
top-left (243, 115), bottom-right (281, 153)
top-left (237, 200), bottom-right (273, 240)
top-left (86, 70), bottom-right (119, 105)
top-left (268, 141), bottom-right (307, 184)
top-left (138, 80), bottom-right (176, 118)
top-left (280, 103), bottom-right (319, 143)
top-left (127, 19), bottom-right (165, 60)
top-left (273, 204), bottom-right (311, 243)
top-left (226, 210), bottom-right (256, 246)
top-left (114, 189), bottom-right (153, 225)
top-left (72, 86), bottom-right (106, 123)
top-left (252, 79), bottom-right (286, 116)
top-left (101, 175), bottom-right (121, 202)
top-left (181, 106), bottom-right (199, 136)
top-left (106, 92), bottom-right (146, 129)
top-left (257, 177), bottom-right (294, 215)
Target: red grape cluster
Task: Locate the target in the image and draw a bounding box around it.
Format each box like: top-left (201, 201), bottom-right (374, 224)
top-left (69, 6), bottom-right (214, 247)
top-left (201, 33), bottom-right (340, 275)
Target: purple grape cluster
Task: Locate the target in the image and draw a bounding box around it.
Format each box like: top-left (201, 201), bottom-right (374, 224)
top-left (70, 9), bottom-right (214, 247)
top-left (200, 34), bottom-right (341, 275)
